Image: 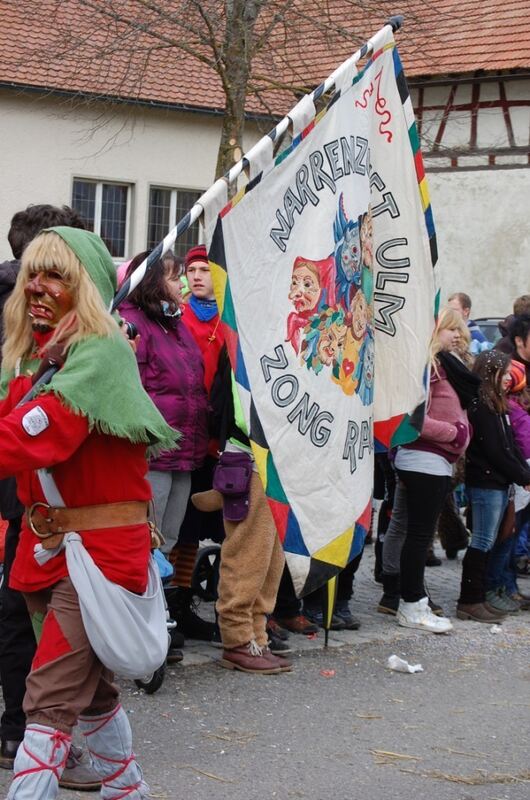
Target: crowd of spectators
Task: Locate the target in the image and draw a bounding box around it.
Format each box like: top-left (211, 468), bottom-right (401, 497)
top-left (0, 203), bottom-right (529, 794)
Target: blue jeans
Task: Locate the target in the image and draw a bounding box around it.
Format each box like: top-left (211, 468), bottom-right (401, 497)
top-left (515, 507), bottom-right (530, 558)
top-left (466, 486), bottom-right (509, 553)
top-left (487, 534), bottom-right (518, 594)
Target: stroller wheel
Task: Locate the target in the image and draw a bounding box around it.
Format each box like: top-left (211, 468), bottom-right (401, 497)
top-left (134, 662), bottom-right (166, 695)
top-left (191, 545), bottom-right (221, 602)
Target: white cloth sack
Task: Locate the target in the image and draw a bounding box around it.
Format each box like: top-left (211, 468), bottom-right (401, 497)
top-left (34, 468), bottom-right (167, 680)
top-left (64, 533), bottom-right (167, 679)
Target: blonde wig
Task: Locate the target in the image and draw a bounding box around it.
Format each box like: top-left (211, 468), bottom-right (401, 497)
top-left (2, 231), bottom-right (116, 371)
top-left (429, 306), bottom-right (471, 368)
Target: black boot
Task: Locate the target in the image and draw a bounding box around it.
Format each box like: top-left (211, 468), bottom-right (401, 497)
top-left (373, 535), bottom-right (384, 584)
top-left (423, 583), bottom-right (444, 617)
top-left (457, 547), bottom-right (505, 622)
top-left (165, 587), bottom-right (216, 641)
top-left (458, 547), bottom-right (487, 605)
top-left (377, 572), bottom-right (400, 615)
top-left (374, 498), bottom-right (392, 584)
top-left (438, 492), bottom-right (469, 559)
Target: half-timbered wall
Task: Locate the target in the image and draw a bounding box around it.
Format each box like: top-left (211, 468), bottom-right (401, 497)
top-left (410, 75), bottom-right (530, 317)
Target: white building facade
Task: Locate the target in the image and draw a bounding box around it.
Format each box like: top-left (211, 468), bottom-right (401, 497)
top-left (0, 70), bottom-right (529, 318)
top-left (0, 89), bottom-right (262, 262)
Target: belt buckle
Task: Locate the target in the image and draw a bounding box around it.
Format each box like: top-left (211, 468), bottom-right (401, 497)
top-left (27, 502), bottom-right (53, 538)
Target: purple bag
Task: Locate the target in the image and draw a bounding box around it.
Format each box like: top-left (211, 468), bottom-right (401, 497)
top-left (213, 451), bottom-right (253, 522)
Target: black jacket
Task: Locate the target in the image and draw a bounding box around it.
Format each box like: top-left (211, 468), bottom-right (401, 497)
top-left (0, 257), bottom-right (23, 519)
top-left (465, 399), bottom-right (530, 490)
top-left (209, 345), bottom-right (250, 451)
top-left (0, 258), bottom-right (20, 351)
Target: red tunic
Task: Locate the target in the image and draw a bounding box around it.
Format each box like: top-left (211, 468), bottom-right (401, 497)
top-left (0, 376), bottom-right (151, 594)
top-left (181, 303), bottom-right (224, 395)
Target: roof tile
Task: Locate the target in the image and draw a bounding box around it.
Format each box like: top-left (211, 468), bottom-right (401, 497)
top-left (0, 1), bottom-right (528, 115)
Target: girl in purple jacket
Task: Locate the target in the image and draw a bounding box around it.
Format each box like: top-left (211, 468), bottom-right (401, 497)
top-left (458, 352), bottom-right (530, 621)
top-left (495, 360), bottom-right (530, 610)
top-left (121, 252), bottom-right (213, 640)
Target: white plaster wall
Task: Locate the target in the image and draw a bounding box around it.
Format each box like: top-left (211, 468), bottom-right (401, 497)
top-left (428, 168), bottom-right (530, 318)
top-left (0, 91), bottom-right (261, 261)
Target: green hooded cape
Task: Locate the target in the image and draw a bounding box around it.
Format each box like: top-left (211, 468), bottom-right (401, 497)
top-left (3, 226), bottom-right (179, 454)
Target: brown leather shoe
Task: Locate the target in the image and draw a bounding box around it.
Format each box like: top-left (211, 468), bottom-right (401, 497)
top-left (59, 744), bottom-right (101, 791)
top-left (219, 642), bottom-right (283, 674)
top-left (456, 602), bottom-right (505, 623)
top-left (273, 614), bottom-right (319, 634)
top-left (262, 647), bottom-right (292, 672)
top-left (266, 618), bottom-right (290, 640)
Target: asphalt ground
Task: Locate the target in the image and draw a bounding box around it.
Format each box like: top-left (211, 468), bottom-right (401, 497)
top-left (1, 542), bottom-right (529, 800)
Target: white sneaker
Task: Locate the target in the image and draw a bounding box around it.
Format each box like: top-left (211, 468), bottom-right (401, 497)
top-left (397, 597), bottom-right (453, 634)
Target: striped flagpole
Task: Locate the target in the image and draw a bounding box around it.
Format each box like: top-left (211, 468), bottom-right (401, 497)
top-left (24, 15), bottom-right (404, 401)
top-left (111, 15), bottom-right (404, 314)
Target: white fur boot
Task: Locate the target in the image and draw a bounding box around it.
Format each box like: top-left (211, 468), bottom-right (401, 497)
top-left (78, 705), bottom-right (149, 799)
top-left (7, 723), bottom-right (71, 799)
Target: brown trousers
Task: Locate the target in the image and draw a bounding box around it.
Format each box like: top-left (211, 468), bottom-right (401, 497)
top-left (23, 578), bottom-right (118, 734)
top-left (216, 473), bottom-right (285, 649)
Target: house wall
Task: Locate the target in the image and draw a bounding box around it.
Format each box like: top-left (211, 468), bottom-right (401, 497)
top-left (411, 77), bottom-right (530, 319)
top-left (0, 90), bottom-right (262, 261)
top-left (1, 80), bottom-right (529, 318)
top-left (428, 169), bottom-right (530, 319)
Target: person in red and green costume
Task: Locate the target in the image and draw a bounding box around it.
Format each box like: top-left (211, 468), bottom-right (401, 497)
top-left (0, 227), bottom-right (178, 800)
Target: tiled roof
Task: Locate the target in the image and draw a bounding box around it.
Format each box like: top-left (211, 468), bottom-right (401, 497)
top-left (0, 1), bottom-right (529, 117)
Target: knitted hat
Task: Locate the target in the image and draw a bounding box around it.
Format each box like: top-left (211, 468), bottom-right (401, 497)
top-left (185, 245), bottom-right (208, 269)
top-left (508, 359), bottom-right (526, 393)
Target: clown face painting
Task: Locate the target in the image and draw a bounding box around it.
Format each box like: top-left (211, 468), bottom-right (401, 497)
top-left (317, 319), bottom-right (347, 367)
top-left (340, 223), bottom-right (361, 281)
top-left (301, 307), bottom-right (346, 375)
top-left (349, 290), bottom-right (370, 341)
top-left (360, 209), bottom-right (373, 269)
top-left (286, 255), bottom-right (337, 355)
top-left (333, 194), bottom-right (363, 309)
top-left (355, 331), bottom-right (375, 406)
top-left (288, 261), bottom-right (321, 314)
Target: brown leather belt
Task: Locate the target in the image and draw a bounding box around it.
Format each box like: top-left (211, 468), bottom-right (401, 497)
top-left (27, 501), bottom-right (148, 546)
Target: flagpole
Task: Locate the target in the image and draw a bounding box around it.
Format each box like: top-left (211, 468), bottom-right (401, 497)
top-left (111, 15), bottom-right (404, 313)
top-left (25, 15), bottom-right (404, 401)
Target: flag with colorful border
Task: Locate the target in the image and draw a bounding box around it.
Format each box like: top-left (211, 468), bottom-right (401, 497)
top-left (206, 28), bottom-right (436, 596)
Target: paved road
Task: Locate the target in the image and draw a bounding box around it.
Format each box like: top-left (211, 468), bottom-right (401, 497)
top-left (1, 544), bottom-right (529, 799)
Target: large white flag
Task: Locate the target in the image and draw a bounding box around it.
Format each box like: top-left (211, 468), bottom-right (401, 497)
top-left (206, 25), bottom-right (436, 596)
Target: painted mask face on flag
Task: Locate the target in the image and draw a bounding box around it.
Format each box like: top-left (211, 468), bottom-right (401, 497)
top-left (318, 319), bottom-right (347, 367)
top-left (333, 194), bottom-right (362, 307)
top-left (355, 329), bottom-right (375, 407)
top-left (340, 224), bottom-right (361, 280)
top-left (286, 255), bottom-right (337, 354)
top-left (288, 262), bottom-right (320, 313)
top-left (349, 290), bottom-right (370, 341)
top-left (360, 210), bottom-right (373, 269)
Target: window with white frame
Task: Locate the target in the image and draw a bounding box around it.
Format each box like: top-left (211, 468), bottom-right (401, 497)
top-left (72, 179), bottom-right (131, 259)
top-left (147, 187), bottom-right (202, 258)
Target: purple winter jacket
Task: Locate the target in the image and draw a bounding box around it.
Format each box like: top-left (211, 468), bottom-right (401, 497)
top-left (508, 397), bottom-right (530, 459)
top-left (120, 300), bottom-right (209, 471)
